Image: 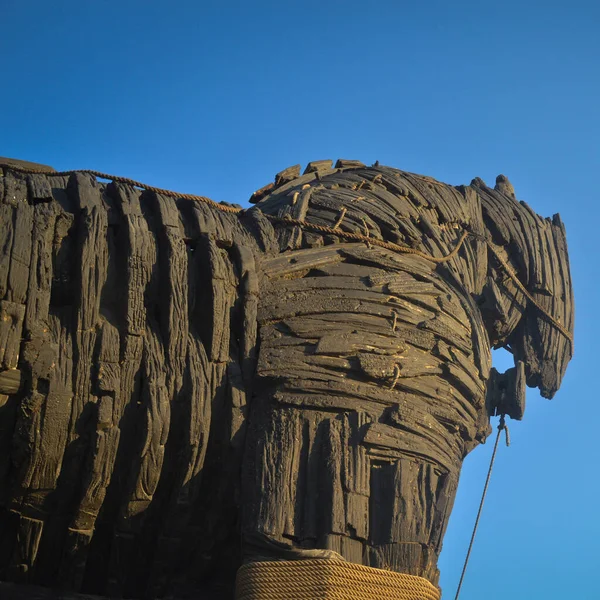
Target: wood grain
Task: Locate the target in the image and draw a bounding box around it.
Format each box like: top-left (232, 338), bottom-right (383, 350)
top-left (0, 161), bottom-right (574, 599)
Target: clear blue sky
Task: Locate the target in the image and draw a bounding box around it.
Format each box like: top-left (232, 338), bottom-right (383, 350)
top-left (2, 1), bottom-right (599, 598)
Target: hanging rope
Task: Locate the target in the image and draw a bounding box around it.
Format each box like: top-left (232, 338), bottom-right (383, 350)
top-left (454, 416), bottom-right (510, 600)
top-left (268, 215), bottom-right (470, 263)
top-left (0, 164), bottom-right (241, 213)
top-left (0, 162), bottom-right (572, 346)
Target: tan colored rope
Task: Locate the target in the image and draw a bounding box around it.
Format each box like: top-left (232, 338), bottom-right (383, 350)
top-left (236, 559), bottom-right (441, 600)
top-left (269, 215), bottom-right (470, 264)
top-left (0, 165), bottom-right (241, 213)
top-left (1, 162), bottom-right (572, 346)
top-left (0, 161), bottom-right (467, 260)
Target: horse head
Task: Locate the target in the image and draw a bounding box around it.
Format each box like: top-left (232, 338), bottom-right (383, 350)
top-left (472, 175), bottom-right (574, 404)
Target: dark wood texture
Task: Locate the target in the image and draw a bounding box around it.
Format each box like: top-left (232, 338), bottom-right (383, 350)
top-left (0, 160), bottom-right (574, 599)
top-left (0, 581), bottom-right (105, 599)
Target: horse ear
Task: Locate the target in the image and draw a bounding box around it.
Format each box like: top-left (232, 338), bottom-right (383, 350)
top-left (507, 214), bottom-right (574, 399)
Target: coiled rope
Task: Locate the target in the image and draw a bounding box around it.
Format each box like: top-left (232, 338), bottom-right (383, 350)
top-left (236, 558), bottom-right (441, 600)
top-left (1, 163), bottom-right (572, 347)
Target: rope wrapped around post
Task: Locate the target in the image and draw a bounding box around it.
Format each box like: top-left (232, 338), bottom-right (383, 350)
top-left (235, 559), bottom-right (441, 600)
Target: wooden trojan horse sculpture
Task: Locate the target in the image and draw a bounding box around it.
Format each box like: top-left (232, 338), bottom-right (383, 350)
top-left (0, 157), bottom-right (574, 599)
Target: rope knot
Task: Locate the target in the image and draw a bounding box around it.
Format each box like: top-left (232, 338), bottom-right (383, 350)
top-left (498, 414), bottom-right (510, 446)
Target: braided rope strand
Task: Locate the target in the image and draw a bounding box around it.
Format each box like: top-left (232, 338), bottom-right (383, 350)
top-left (269, 215), bottom-right (470, 263)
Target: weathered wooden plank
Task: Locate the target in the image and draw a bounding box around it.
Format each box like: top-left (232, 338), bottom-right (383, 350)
top-left (254, 407), bottom-right (302, 539)
top-left (274, 164), bottom-right (301, 186)
top-left (121, 329), bottom-right (168, 520)
top-left (194, 234), bottom-right (236, 362)
top-left (0, 204), bottom-right (14, 299)
top-left (7, 193), bottom-right (34, 304)
top-left (259, 289), bottom-right (433, 326)
top-left (8, 514), bottom-right (44, 577)
top-left (233, 243), bottom-right (259, 391)
top-left (146, 191), bottom-right (189, 395)
top-left (363, 424), bottom-right (455, 473)
top-left (319, 417), bottom-right (346, 535)
top-left (261, 245), bottom-right (344, 278)
top-left (304, 159), bottom-right (333, 175)
top-left (335, 159), bottom-right (365, 169)
top-left (81, 182), bottom-right (151, 595)
top-left (6, 311), bottom-right (72, 570)
top-left (58, 322), bottom-right (120, 588)
top-left (549, 214), bottom-right (574, 379)
top-left (0, 301), bottom-right (25, 369)
top-left (315, 331), bottom-right (408, 356)
top-left (0, 161), bottom-right (575, 597)
top-left (51, 178), bottom-right (110, 578)
top-left (277, 186), bottom-right (313, 251)
top-left (0, 368), bottom-right (22, 395)
top-left (26, 175), bottom-right (53, 202)
top-left (240, 207), bottom-right (280, 255)
top-left (24, 203), bottom-right (58, 335)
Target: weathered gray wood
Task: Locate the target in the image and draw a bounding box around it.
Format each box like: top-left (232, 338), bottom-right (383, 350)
top-left (335, 159), bottom-right (366, 168)
top-left (0, 203), bottom-right (14, 298)
top-left (0, 162), bottom-right (574, 599)
top-left (0, 157), bottom-right (56, 173)
top-left (0, 368), bottom-right (21, 395)
top-left (304, 159), bottom-right (333, 175)
top-left (26, 175), bottom-right (53, 202)
top-left (274, 164), bottom-right (301, 186)
top-left (7, 180), bottom-right (34, 304)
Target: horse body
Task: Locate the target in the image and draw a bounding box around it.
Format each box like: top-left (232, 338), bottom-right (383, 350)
top-left (0, 160), bottom-right (573, 599)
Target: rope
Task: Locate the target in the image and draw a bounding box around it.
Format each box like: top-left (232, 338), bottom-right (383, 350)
top-left (1, 162), bottom-right (572, 346)
top-left (0, 164), bottom-right (241, 213)
top-left (454, 416), bottom-right (510, 600)
top-left (469, 232), bottom-right (574, 348)
top-left (268, 215), bottom-right (470, 264)
top-left (236, 559), bottom-right (441, 600)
